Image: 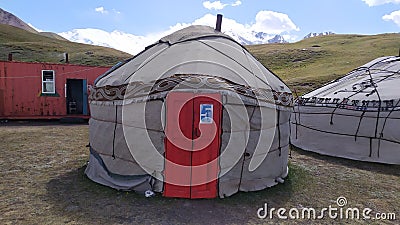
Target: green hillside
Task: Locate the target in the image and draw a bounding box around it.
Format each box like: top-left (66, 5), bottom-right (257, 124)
top-left (0, 24), bottom-right (132, 66)
top-left (39, 32), bottom-right (69, 41)
top-left (1, 23), bottom-right (398, 91)
top-left (247, 33), bottom-right (400, 95)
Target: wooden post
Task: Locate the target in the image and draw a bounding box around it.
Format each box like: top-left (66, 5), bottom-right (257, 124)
top-left (65, 53), bottom-right (69, 64)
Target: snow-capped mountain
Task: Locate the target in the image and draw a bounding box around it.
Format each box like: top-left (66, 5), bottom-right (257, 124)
top-left (224, 30), bottom-right (256, 45)
top-left (59, 28), bottom-right (159, 56)
top-left (218, 31), bottom-right (287, 44)
top-left (59, 28), bottom-right (289, 55)
top-left (254, 32), bottom-right (287, 44)
top-left (304, 32), bottom-right (335, 39)
top-left (268, 35), bottom-right (288, 43)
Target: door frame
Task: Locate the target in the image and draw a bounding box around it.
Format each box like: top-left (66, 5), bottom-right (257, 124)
top-left (65, 79), bottom-right (88, 115)
top-left (163, 92), bottom-right (222, 199)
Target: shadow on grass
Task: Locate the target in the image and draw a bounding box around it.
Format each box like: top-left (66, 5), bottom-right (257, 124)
top-left (291, 145), bottom-right (400, 177)
top-left (45, 163), bottom-right (309, 224)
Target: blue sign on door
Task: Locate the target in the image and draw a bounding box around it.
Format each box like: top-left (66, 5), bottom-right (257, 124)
top-left (200, 104), bottom-right (213, 124)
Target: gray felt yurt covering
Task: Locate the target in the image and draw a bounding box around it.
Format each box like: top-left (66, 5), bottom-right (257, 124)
top-left (85, 25), bottom-right (293, 198)
top-left (291, 56), bottom-right (400, 164)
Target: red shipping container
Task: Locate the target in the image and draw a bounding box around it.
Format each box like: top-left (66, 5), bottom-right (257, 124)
top-left (0, 61), bottom-right (110, 119)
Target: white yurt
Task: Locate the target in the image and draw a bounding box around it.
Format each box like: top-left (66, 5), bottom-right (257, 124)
top-left (85, 20), bottom-right (293, 198)
top-left (291, 56), bottom-right (400, 164)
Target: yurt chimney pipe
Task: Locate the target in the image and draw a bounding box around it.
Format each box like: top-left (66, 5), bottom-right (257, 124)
top-left (215, 14), bottom-right (223, 32)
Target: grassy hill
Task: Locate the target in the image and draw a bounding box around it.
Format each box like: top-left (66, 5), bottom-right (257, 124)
top-left (247, 33), bottom-right (400, 95)
top-left (39, 32), bottom-right (69, 41)
top-left (1, 23), bottom-right (398, 90)
top-left (0, 24), bottom-right (132, 66)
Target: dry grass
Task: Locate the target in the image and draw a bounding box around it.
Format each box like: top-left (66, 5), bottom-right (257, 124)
top-left (0, 123), bottom-right (398, 224)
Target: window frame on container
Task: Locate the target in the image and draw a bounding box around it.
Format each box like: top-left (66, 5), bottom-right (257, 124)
top-left (41, 70), bottom-right (56, 94)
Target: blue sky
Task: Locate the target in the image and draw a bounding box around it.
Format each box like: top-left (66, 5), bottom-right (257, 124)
top-left (1, 0), bottom-right (399, 54)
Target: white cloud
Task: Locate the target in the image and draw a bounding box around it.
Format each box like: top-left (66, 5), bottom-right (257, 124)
top-left (203, 1), bottom-right (228, 10)
top-left (383, 10), bottom-right (400, 26)
top-left (362, 0), bottom-right (400, 6)
top-left (203, 0), bottom-right (242, 10)
top-left (251, 11), bottom-right (299, 34)
top-left (282, 34), bottom-right (298, 42)
top-left (232, 0), bottom-right (242, 6)
top-left (113, 9), bottom-right (121, 14)
top-left (59, 12), bottom-right (299, 55)
top-left (95, 6), bottom-right (108, 14)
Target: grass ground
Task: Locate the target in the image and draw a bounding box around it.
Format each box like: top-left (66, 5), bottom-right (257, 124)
top-left (0, 123), bottom-right (398, 224)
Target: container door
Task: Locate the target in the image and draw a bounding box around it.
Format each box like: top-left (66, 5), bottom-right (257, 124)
top-left (82, 79), bottom-right (88, 115)
top-left (66, 79), bottom-right (84, 115)
top-left (164, 92), bottom-right (221, 199)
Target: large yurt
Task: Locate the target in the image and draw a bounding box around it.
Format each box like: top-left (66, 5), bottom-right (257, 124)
top-left (86, 22), bottom-right (293, 198)
top-left (291, 56), bottom-right (400, 164)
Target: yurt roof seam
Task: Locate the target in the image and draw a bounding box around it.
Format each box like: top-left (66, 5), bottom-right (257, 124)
top-left (198, 40), bottom-right (275, 90)
top-left (291, 122), bottom-right (400, 145)
top-left (300, 70), bottom-right (399, 112)
top-left (379, 98), bottom-right (400, 139)
top-left (121, 45), bottom-right (170, 84)
top-left (365, 68), bottom-right (383, 138)
top-left (94, 44), bottom-right (170, 86)
top-left (304, 56), bottom-right (399, 97)
top-left (289, 110), bottom-right (400, 118)
top-left (354, 111), bottom-right (366, 141)
top-left (96, 31), bottom-right (242, 86)
top-left (94, 60), bottom-right (127, 85)
top-left (159, 34), bottom-right (238, 46)
top-left (327, 84), bottom-right (382, 124)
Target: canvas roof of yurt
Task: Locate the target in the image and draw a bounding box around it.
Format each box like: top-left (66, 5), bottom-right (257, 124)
top-left (291, 56), bottom-right (400, 164)
top-left (86, 25), bottom-right (293, 198)
top-left (301, 56), bottom-right (400, 104)
top-left (92, 25), bottom-right (291, 103)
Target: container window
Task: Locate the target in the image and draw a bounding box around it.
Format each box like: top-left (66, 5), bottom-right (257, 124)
top-left (42, 70), bottom-right (55, 94)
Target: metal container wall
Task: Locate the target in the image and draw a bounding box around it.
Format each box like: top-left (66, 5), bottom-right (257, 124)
top-left (0, 61), bottom-right (110, 119)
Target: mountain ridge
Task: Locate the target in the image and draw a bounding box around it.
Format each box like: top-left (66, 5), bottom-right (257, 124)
top-left (304, 31), bottom-right (335, 39)
top-left (0, 8), bottom-right (37, 33)
top-left (0, 7), bottom-right (335, 55)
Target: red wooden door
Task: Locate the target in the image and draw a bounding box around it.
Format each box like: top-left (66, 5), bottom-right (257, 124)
top-left (164, 92), bottom-right (222, 199)
top-left (164, 92), bottom-right (193, 198)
